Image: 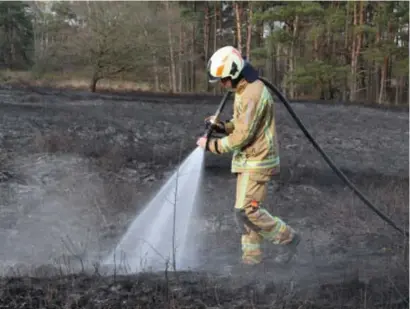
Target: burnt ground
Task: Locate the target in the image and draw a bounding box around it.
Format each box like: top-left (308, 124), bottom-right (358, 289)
top-left (0, 84), bottom-right (408, 308)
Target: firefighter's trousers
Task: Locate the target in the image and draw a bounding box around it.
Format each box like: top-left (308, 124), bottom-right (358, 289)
top-left (234, 172), bottom-right (296, 264)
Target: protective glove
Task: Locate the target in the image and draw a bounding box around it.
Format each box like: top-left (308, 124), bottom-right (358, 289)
top-left (204, 116), bottom-right (226, 134)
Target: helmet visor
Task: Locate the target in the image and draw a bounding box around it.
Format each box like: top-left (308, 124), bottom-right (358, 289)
top-left (207, 59), bottom-right (221, 83)
top-left (208, 72), bottom-right (220, 83)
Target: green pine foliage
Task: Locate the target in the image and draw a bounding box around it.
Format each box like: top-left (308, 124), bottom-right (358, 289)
top-left (0, 1), bottom-right (407, 105)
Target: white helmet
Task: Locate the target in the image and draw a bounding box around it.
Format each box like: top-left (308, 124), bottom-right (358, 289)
top-left (207, 46), bottom-right (245, 83)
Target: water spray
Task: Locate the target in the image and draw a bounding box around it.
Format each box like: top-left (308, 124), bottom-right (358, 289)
top-left (103, 147), bottom-right (205, 272)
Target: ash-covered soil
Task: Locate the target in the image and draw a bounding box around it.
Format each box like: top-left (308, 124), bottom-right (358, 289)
top-left (0, 85), bottom-right (408, 308)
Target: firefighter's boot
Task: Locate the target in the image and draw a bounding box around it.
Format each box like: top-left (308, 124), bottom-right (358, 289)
top-left (274, 232), bottom-right (301, 264)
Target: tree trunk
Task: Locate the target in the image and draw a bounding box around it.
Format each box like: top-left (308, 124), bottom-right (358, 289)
top-left (11, 27), bottom-right (17, 67)
top-left (178, 25), bottom-right (184, 92)
top-left (375, 64), bottom-right (380, 103)
top-left (349, 0), bottom-right (364, 102)
top-left (204, 2), bottom-right (210, 91)
top-left (314, 33), bottom-right (321, 97)
top-left (394, 76), bottom-right (400, 105)
top-left (191, 26), bottom-right (196, 92)
top-left (349, 2), bottom-right (358, 102)
top-left (245, 3), bottom-right (252, 61)
top-left (185, 60), bottom-right (190, 93)
top-left (218, 2), bottom-right (223, 46)
top-left (366, 65), bottom-right (372, 103)
top-left (255, 16), bottom-right (263, 48)
top-left (168, 67), bottom-right (172, 91)
top-left (213, 2), bottom-right (218, 94)
top-left (289, 15), bottom-right (298, 99)
top-left (166, 2), bottom-right (177, 93)
top-left (374, 24), bottom-right (381, 103)
top-left (213, 2), bottom-right (218, 51)
top-left (152, 52), bottom-right (160, 91)
top-left (398, 76), bottom-right (404, 105)
top-left (265, 24), bottom-right (272, 81)
top-left (386, 17), bottom-right (394, 100)
top-left (378, 56), bottom-right (388, 104)
top-left (342, 3), bottom-right (350, 101)
top-left (90, 71), bottom-right (99, 92)
top-left (234, 2), bottom-right (242, 53)
top-left (191, 2), bottom-right (197, 92)
top-left (275, 42), bottom-right (280, 85)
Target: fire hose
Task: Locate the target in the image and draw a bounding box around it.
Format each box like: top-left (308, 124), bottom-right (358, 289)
top-left (204, 77), bottom-right (409, 239)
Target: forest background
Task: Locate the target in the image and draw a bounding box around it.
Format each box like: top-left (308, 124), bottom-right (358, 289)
top-left (0, 1), bottom-right (408, 105)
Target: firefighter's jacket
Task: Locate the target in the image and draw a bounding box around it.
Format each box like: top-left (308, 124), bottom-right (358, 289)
top-left (208, 78), bottom-right (280, 175)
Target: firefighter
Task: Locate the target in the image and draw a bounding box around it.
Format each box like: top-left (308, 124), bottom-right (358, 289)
top-left (196, 46), bottom-right (300, 266)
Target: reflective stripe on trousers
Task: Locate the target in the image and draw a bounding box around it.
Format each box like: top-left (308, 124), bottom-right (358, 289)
top-left (235, 172), bottom-right (295, 262)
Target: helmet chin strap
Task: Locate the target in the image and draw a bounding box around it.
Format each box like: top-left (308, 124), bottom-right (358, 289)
top-left (230, 75), bottom-right (243, 89)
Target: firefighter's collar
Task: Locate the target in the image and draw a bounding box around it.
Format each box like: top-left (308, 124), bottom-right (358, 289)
top-left (235, 79), bottom-right (248, 95)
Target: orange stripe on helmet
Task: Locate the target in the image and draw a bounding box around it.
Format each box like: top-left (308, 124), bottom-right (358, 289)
top-left (216, 64), bottom-right (225, 77)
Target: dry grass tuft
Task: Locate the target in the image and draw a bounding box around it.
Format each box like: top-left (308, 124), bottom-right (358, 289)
top-left (54, 78), bottom-right (152, 92)
top-left (1, 69), bottom-right (152, 93)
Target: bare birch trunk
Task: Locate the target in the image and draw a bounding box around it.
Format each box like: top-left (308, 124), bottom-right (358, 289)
top-left (168, 67), bottom-right (172, 91)
top-left (343, 4), bottom-right (350, 101)
top-left (246, 3), bottom-right (252, 61)
top-left (289, 15), bottom-right (298, 99)
top-left (234, 2), bottom-right (242, 53)
top-left (213, 2), bottom-right (218, 94)
top-left (152, 52), bottom-right (160, 91)
top-left (178, 25), bottom-right (184, 92)
top-left (204, 2), bottom-right (210, 91)
top-left (166, 2), bottom-right (177, 93)
top-left (378, 56), bottom-right (388, 104)
top-left (349, 1), bottom-right (363, 102)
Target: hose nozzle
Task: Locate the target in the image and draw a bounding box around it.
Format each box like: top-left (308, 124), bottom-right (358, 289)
top-left (203, 91), bottom-right (232, 149)
top-left (203, 92), bottom-right (231, 138)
